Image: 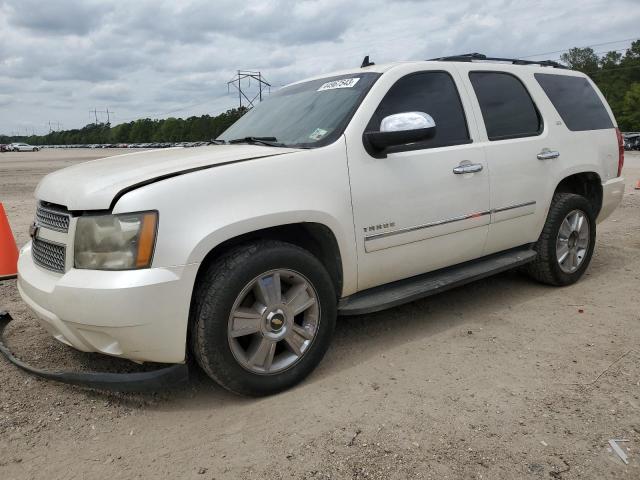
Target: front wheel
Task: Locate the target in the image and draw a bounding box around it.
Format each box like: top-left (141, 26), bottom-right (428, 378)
top-left (190, 240), bottom-right (337, 396)
top-left (525, 193), bottom-right (596, 286)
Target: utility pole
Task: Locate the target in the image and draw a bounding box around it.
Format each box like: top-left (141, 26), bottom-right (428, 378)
top-left (227, 70), bottom-right (271, 109)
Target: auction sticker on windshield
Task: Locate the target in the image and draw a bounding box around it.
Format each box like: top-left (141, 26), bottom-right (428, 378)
top-left (317, 78), bottom-right (360, 91)
top-left (309, 128), bottom-right (328, 140)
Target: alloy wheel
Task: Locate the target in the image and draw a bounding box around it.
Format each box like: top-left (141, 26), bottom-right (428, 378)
top-left (227, 269), bottom-right (320, 374)
top-left (556, 209), bottom-right (590, 274)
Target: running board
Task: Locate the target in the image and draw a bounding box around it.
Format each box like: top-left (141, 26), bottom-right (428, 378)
top-left (338, 247), bottom-right (537, 316)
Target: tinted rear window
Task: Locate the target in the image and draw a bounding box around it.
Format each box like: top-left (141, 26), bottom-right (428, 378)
top-left (535, 73), bottom-right (613, 131)
top-left (469, 72), bottom-right (542, 140)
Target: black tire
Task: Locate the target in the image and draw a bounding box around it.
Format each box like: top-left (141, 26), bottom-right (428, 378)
top-left (190, 240), bottom-right (337, 396)
top-left (525, 193), bottom-right (596, 286)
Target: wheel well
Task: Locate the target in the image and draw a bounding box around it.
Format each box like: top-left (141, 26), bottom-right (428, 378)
top-left (194, 223), bottom-right (344, 298)
top-left (554, 172), bottom-right (602, 216)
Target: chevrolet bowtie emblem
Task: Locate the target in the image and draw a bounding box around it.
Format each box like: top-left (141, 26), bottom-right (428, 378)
top-left (29, 222), bottom-right (39, 239)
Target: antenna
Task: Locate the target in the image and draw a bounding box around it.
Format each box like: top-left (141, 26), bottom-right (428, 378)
top-left (361, 55), bottom-right (375, 68)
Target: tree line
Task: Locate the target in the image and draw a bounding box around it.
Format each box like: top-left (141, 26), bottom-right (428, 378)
top-left (560, 40), bottom-right (640, 131)
top-left (0, 107), bottom-right (248, 145)
top-left (2, 41), bottom-right (640, 146)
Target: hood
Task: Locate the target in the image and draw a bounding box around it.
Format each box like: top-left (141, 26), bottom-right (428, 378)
top-left (36, 145), bottom-right (297, 210)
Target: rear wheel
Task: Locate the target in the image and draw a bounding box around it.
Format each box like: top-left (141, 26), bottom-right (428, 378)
top-left (190, 240), bottom-right (337, 396)
top-left (525, 193), bottom-right (596, 286)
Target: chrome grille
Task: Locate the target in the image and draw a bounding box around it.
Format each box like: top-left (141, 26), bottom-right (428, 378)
top-left (36, 204), bottom-right (70, 232)
top-left (32, 238), bottom-right (66, 273)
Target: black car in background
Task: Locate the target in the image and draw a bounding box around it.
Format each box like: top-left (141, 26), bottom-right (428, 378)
top-left (624, 133), bottom-right (640, 151)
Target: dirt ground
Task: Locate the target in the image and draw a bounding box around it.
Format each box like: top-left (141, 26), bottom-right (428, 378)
top-left (0, 148), bottom-right (639, 480)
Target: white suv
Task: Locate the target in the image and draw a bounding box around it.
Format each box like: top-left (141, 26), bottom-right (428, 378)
top-left (14, 55), bottom-right (625, 395)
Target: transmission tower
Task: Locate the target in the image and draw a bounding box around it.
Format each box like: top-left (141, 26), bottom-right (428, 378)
top-left (89, 108), bottom-right (113, 124)
top-left (227, 71), bottom-right (271, 109)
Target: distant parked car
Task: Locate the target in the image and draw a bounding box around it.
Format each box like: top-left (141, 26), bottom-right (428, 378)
top-left (10, 143), bottom-right (39, 152)
top-left (623, 133), bottom-right (640, 151)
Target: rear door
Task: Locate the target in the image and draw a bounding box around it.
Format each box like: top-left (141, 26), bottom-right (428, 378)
top-left (458, 66), bottom-right (558, 254)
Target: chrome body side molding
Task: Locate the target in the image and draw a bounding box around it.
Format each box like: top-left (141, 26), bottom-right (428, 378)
top-left (364, 201), bottom-right (537, 252)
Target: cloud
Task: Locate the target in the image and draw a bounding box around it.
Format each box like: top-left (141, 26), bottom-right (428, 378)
top-left (89, 83), bottom-right (133, 102)
top-left (0, 94), bottom-right (13, 107)
top-left (3, 0), bottom-right (110, 36)
top-left (0, 0), bottom-right (639, 135)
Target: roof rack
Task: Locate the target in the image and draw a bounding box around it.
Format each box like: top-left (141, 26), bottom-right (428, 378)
top-left (430, 53), bottom-right (568, 69)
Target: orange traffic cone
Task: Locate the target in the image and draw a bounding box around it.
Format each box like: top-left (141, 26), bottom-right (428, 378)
top-left (635, 179), bottom-right (640, 190)
top-left (0, 203), bottom-right (18, 280)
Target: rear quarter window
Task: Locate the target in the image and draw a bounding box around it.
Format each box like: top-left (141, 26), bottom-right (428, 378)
top-left (534, 73), bottom-right (614, 131)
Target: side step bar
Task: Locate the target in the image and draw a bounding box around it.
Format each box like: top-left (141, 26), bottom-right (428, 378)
top-left (338, 247), bottom-right (537, 316)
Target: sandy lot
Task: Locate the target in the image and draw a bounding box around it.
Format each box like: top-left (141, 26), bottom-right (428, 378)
top-left (0, 148), bottom-right (639, 480)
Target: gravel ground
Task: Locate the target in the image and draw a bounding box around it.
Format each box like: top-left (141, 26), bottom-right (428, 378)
top-left (0, 148), bottom-right (639, 480)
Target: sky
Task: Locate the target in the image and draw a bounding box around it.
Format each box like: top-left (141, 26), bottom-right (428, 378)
top-left (0, 0), bottom-right (639, 136)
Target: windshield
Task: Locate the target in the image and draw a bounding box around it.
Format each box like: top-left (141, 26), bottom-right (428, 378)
top-left (218, 72), bottom-right (380, 148)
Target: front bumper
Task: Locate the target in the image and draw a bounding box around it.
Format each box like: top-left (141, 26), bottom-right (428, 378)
top-left (17, 242), bottom-right (199, 364)
top-left (597, 177), bottom-right (625, 223)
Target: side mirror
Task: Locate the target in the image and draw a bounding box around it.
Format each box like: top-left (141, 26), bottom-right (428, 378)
top-left (364, 112), bottom-right (436, 155)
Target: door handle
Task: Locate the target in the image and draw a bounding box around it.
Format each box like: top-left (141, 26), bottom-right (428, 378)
top-left (537, 148), bottom-right (560, 160)
top-left (453, 163), bottom-right (483, 174)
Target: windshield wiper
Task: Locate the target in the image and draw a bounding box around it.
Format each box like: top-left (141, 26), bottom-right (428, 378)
top-left (228, 136), bottom-right (284, 147)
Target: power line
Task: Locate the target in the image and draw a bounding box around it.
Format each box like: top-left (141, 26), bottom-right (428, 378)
top-left (543, 47), bottom-right (632, 63)
top-left (116, 97), bottom-right (240, 123)
top-left (587, 64), bottom-right (640, 75)
top-left (115, 100), bottom-right (238, 125)
top-left (519, 37), bottom-right (638, 59)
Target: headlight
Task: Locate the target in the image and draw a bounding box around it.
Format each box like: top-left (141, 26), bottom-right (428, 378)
top-left (74, 211), bottom-right (158, 270)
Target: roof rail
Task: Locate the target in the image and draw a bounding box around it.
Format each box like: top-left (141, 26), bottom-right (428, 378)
top-left (430, 53), bottom-right (568, 69)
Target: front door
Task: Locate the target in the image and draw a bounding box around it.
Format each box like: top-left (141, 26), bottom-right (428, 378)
top-left (345, 68), bottom-right (490, 291)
